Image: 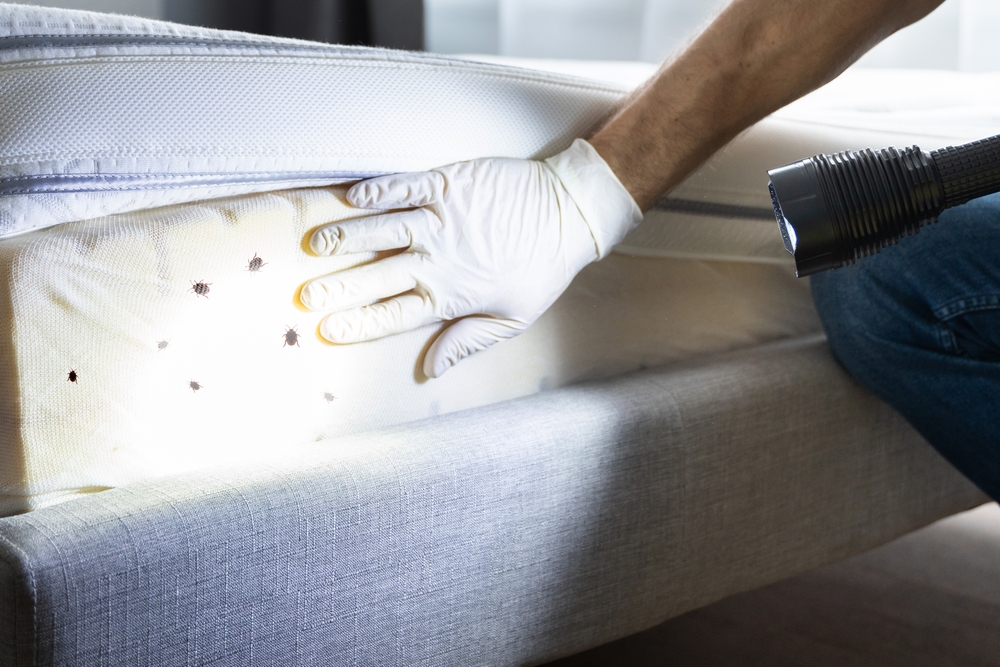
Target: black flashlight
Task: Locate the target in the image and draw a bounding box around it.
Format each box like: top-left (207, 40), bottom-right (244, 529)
top-left (767, 134), bottom-right (1000, 277)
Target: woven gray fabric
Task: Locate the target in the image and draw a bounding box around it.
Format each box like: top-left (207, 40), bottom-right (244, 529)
top-left (0, 336), bottom-right (984, 666)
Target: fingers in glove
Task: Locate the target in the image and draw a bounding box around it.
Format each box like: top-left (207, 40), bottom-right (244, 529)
top-left (424, 316), bottom-right (525, 379)
top-left (348, 171), bottom-right (446, 209)
top-left (300, 253), bottom-right (420, 311)
top-left (310, 208), bottom-right (437, 256)
top-left (319, 293), bottom-right (437, 343)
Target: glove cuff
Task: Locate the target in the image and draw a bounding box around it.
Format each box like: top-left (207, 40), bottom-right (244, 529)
top-left (545, 138), bottom-right (643, 259)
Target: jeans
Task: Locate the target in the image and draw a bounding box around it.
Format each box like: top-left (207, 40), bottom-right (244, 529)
top-left (811, 193), bottom-right (1000, 501)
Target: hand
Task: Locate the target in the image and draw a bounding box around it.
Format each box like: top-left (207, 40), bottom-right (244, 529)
top-left (300, 139), bottom-right (642, 378)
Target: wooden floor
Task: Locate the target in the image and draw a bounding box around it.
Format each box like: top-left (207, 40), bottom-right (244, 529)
top-left (547, 503), bottom-right (1000, 667)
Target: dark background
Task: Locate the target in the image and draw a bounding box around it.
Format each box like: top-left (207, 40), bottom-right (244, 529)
top-left (163, 0), bottom-right (423, 50)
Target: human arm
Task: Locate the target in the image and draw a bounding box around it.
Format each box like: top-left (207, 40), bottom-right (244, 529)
top-left (300, 0), bottom-right (945, 378)
top-left (589, 0), bottom-right (946, 209)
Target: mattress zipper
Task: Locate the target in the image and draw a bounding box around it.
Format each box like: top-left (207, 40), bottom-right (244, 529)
top-left (0, 170), bottom-right (777, 220)
top-left (0, 174), bottom-right (775, 221)
top-left (0, 171), bottom-right (383, 196)
top-left (653, 198), bottom-right (775, 220)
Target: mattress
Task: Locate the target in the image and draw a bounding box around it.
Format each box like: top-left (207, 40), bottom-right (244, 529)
top-left (0, 185), bottom-right (819, 513)
top-left (0, 3), bottom-right (996, 513)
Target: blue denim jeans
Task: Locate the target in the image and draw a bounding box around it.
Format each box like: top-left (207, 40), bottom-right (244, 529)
top-left (812, 193), bottom-right (1000, 501)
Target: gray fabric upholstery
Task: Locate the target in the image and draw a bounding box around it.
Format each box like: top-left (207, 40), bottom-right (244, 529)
top-left (0, 336), bottom-right (984, 666)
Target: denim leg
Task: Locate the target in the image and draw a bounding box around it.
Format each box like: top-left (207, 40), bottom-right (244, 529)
top-left (812, 193), bottom-right (1000, 501)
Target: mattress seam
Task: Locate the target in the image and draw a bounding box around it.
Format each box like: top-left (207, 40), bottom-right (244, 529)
top-left (0, 55), bottom-right (630, 94)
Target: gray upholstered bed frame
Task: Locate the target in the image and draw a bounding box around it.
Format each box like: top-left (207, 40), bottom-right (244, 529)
top-left (0, 335), bottom-right (983, 666)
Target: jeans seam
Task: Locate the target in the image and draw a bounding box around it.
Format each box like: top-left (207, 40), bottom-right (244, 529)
top-left (934, 294), bottom-right (1000, 321)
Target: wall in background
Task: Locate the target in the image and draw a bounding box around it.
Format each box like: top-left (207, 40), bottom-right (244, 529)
top-left (426, 0), bottom-right (1000, 71)
top-left (16, 0), bottom-right (1000, 70)
top-left (17, 0), bottom-right (424, 49)
top-left (424, 0), bottom-right (497, 54)
top-left (22, 0), bottom-right (160, 17)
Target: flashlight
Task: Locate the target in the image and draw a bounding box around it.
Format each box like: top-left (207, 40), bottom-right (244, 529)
top-left (767, 134), bottom-right (1000, 277)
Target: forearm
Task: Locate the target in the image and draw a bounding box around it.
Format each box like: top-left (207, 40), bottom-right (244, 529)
top-left (589, 0), bottom-right (944, 210)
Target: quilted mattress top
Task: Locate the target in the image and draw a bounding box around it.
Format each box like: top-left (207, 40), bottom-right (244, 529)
top-left (1, 3), bottom-right (999, 260)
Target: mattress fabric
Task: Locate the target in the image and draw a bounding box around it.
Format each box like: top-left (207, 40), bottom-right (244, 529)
top-left (0, 3), bottom-right (627, 235)
top-left (0, 185), bottom-right (818, 513)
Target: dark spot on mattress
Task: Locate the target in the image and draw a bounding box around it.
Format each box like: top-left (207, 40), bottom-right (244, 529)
top-left (190, 280), bottom-right (211, 298)
top-left (189, 380), bottom-right (203, 393)
top-left (67, 369), bottom-right (78, 384)
top-left (247, 253), bottom-right (266, 273)
top-left (283, 326), bottom-right (301, 347)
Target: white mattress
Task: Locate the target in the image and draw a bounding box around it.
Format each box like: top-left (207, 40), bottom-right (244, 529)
top-left (0, 4), bottom-right (996, 513)
top-left (0, 186), bottom-right (818, 513)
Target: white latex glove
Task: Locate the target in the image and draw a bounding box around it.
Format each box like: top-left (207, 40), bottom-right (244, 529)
top-left (300, 138), bottom-right (642, 378)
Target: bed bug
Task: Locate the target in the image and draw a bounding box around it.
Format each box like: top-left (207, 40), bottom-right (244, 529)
top-left (157, 340), bottom-right (170, 352)
top-left (189, 380), bottom-right (203, 393)
top-left (283, 326), bottom-right (301, 347)
top-left (67, 369), bottom-right (78, 384)
top-left (247, 253), bottom-right (266, 274)
top-left (190, 280), bottom-right (212, 298)
top-left (323, 392), bottom-right (337, 403)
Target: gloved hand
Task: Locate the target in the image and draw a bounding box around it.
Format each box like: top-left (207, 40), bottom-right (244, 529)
top-left (300, 138), bottom-right (642, 378)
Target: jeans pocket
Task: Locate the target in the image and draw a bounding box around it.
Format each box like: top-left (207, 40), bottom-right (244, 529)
top-left (935, 295), bottom-right (1000, 361)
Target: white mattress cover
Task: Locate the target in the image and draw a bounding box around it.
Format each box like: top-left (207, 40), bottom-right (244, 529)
top-left (0, 3), bottom-right (626, 233)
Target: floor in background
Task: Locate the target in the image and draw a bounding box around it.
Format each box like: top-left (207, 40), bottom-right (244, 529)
top-left (547, 503), bottom-right (1000, 667)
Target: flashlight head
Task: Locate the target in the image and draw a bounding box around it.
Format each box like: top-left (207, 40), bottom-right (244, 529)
top-left (768, 159), bottom-right (841, 277)
top-left (768, 146), bottom-right (944, 278)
